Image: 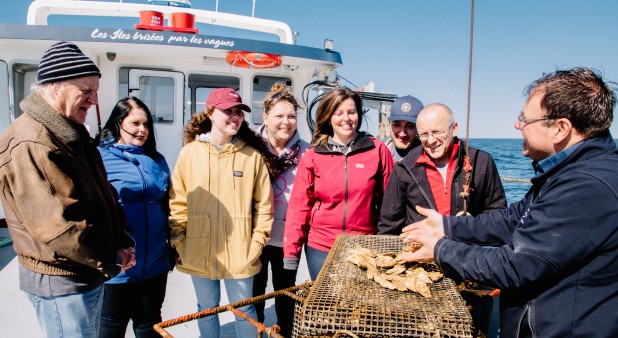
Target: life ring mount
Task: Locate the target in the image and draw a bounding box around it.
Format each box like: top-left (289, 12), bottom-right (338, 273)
top-left (226, 51), bottom-right (282, 69)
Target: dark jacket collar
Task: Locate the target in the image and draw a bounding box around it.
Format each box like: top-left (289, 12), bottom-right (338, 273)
top-left (401, 137), bottom-right (465, 170)
top-left (314, 131), bottom-right (375, 154)
top-left (530, 132), bottom-right (616, 185)
top-left (19, 92), bottom-right (88, 145)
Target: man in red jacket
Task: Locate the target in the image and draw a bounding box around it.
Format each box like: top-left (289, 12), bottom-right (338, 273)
top-left (378, 103), bottom-right (506, 234)
top-left (378, 103), bottom-right (506, 336)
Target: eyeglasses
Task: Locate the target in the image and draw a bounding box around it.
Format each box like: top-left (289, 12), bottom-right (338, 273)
top-left (269, 92), bottom-right (284, 101)
top-left (417, 122), bottom-right (454, 141)
top-left (517, 113), bottom-right (551, 125)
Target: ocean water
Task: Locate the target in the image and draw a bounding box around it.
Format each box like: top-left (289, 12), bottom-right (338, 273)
top-left (469, 138), bottom-right (618, 205)
top-left (468, 138), bottom-right (534, 205)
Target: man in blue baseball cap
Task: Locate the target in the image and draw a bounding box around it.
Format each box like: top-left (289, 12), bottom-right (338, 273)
top-left (384, 95), bottom-right (424, 162)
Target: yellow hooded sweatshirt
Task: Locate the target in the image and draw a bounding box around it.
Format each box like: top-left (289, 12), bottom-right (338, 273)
top-left (169, 138), bottom-right (273, 279)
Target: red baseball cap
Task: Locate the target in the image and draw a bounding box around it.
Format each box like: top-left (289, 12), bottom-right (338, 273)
top-left (206, 88), bottom-right (251, 112)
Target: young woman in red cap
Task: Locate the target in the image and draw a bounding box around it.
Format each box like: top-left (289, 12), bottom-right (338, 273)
top-left (168, 88), bottom-right (277, 337)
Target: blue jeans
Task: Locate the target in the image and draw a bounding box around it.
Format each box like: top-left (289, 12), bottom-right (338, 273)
top-left (26, 285), bottom-right (104, 338)
top-left (306, 245), bottom-right (329, 280)
top-left (191, 275), bottom-right (257, 338)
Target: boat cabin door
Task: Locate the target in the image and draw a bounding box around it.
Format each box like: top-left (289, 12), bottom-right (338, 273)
top-left (0, 60), bottom-right (11, 136)
top-left (128, 69), bottom-right (185, 170)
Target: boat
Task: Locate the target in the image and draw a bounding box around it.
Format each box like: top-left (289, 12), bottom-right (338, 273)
top-left (0, 0), bottom-right (402, 220)
top-left (0, 0), bottom-right (336, 336)
top-left (0, 2), bottom-right (497, 336)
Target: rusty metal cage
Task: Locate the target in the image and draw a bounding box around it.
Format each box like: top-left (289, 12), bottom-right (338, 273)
top-left (292, 235), bottom-right (474, 338)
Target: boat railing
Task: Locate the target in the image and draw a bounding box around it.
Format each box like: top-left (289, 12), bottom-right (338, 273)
top-left (27, 0), bottom-right (294, 44)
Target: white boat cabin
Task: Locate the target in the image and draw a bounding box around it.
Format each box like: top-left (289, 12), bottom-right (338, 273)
top-left (0, 0), bottom-right (344, 172)
top-left (0, 0), bottom-right (405, 222)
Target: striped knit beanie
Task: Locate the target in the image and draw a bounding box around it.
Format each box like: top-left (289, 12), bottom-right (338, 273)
top-left (37, 41), bottom-right (101, 85)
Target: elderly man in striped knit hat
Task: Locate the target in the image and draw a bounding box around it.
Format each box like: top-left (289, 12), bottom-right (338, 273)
top-left (0, 41), bottom-right (136, 338)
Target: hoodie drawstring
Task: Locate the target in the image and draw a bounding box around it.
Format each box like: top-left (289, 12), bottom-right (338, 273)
top-left (232, 151), bottom-right (236, 190)
top-left (207, 146), bottom-right (211, 193)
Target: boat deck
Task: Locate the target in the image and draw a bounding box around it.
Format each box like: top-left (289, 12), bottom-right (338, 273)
top-left (0, 227), bottom-right (310, 337)
top-left (0, 227), bottom-right (500, 337)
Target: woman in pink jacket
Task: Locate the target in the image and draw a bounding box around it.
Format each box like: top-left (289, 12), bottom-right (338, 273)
top-left (283, 87), bottom-right (394, 280)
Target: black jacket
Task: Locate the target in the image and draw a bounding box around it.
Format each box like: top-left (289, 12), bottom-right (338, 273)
top-left (378, 138), bottom-right (506, 235)
top-left (438, 134), bottom-right (618, 337)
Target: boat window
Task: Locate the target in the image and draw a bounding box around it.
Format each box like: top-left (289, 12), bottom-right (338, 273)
top-left (125, 68), bottom-right (184, 125)
top-left (187, 73), bottom-right (240, 119)
top-left (251, 75), bottom-right (292, 125)
top-left (194, 87), bottom-right (214, 115)
top-left (0, 61), bottom-right (10, 134)
top-left (126, 69), bottom-right (185, 169)
top-left (137, 76), bottom-right (175, 123)
top-left (10, 63), bottom-right (37, 120)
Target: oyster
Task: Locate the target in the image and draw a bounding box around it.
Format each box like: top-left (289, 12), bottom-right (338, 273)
top-left (348, 247), bottom-right (377, 257)
top-left (346, 254), bottom-right (372, 269)
top-left (374, 254), bottom-right (397, 268)
top-left (347, 247), bottom-right (440, 298)
top-left (385, 264), bottom-right (407, 275)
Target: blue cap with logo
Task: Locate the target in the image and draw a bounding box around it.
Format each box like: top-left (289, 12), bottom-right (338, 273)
top-left (389, 95), bottom-right (424, 123)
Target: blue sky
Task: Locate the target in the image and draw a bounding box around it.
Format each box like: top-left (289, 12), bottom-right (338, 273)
top-left (2, 0), bottom-right (617, 138)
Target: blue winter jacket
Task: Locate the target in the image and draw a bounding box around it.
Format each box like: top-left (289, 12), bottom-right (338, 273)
top-left (98, 144), bottom-right (171, 283)
top-left (436, 133), bottom-right (618, 338)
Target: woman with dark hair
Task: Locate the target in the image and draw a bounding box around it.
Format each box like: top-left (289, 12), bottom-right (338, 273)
top-left (95, 97), bottom-right (172, 338)
top-left (283, 87), bottom-right (394, 280)
top-left (252, 83), bottom-right (309, 337)
top-left (168, 88), bottom-right (275, 338)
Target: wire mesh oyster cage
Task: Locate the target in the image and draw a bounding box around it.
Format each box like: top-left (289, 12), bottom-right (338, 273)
top-left (292, 235), bottom-right (473, 338)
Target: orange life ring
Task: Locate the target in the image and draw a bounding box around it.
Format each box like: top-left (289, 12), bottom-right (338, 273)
top-left (226, 51), bottom-right (282, 69)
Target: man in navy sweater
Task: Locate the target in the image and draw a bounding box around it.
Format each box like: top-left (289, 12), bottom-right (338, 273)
top-left (401, 67), bottom-right (618, 338)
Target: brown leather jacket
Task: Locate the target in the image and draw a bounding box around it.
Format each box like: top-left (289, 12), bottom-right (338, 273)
top-left (0, 93), bottom-right (133, 279)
